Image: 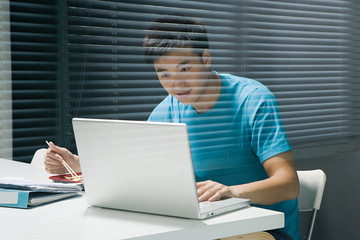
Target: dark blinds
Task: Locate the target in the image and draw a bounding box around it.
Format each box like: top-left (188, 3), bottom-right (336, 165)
top-left (10, 0), bottom-right (58, 162)
top-left (66, 0), bottom-right (360, 151)
top-left (239, 1), bottom-right (360, 151)
top-left (8, 0), bottom-right (360, 161)
top-left (64, 0), bottom-right (244, 151)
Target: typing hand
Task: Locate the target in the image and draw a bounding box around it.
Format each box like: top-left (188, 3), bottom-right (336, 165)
top-left (44, 142), bottom-right (81, 174)
top-left (196, 180), bottom-right (234, 202)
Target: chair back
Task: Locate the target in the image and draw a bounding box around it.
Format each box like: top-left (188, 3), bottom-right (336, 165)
top-left (297, 169), bottom-right (326, 240)
top-left (31, 148), bottom-right (47, 168)
top-left (297, 169), bottom-right (326, 211)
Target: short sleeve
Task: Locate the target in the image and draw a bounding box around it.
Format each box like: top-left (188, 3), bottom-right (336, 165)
top-left (246, 87), bottom-right (292, 162)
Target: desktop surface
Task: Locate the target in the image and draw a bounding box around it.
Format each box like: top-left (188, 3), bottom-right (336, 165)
top-left (0, 158), bottom-right (284, 240)
top-left (0, 196), bottom-right (283, 240)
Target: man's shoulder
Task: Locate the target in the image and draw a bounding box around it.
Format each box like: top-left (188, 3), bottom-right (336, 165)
top-left (148, 95), bottom-right (185, 122)
top-left (219, 73), bottom-right (263, 86)
top-left (149, 95), bottom-right (172, 119)
top-left (219, 73), bottom-right (272, 100)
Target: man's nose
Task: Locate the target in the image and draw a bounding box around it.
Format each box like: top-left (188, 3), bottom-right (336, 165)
top-left (172, 73), bottom-right (187, 87)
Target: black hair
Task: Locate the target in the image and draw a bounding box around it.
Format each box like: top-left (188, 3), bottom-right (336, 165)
top-left (143, 14), bottom-right (209, 64)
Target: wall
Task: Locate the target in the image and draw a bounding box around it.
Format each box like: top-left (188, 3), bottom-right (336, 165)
top-left (0, 0), bottom-right (12, 160)
top-left (295, 148), bottom-right (360, 239)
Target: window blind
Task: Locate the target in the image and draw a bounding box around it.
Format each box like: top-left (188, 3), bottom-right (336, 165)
top-left (8, 0), bottom-right (360, 162)
top-left (65, 0), bottom-right (244, 152)
top-left (10, 0), bottom-right (58, 162)
top-left (65, 0), bottom-right (360, 153)
top-left (239, 1), bottom-right (360, 151)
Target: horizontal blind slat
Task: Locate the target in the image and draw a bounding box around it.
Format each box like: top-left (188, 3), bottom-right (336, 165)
top-left (10, 0), bottom-right (59, 162)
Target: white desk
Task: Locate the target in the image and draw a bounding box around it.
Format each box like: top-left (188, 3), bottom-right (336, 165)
top-left (0, 158), bottom-right (284, 240)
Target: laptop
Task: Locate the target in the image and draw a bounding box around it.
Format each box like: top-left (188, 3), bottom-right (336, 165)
top-left (72, 118), bottom-right (250, 219)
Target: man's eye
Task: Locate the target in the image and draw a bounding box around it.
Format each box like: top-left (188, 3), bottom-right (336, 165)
top-left (181, 67), bottom-right (190, 72)
top-left (161, 73), bottom-right (169, 78)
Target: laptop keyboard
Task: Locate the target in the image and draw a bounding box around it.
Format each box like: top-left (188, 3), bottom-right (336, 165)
top-left (199, 202), bottom-right (216, 209)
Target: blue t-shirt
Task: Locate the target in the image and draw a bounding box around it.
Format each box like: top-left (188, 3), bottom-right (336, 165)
top-left (148, 73), bottom-right (300, 240)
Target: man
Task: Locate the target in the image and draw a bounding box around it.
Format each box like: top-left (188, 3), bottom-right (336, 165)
top-left (45, 15), bottom-right (300, 240)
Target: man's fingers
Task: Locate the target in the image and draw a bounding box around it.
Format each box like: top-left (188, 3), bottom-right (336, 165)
top-left (47, 141), bottom-right (65, 154)
top-left (197, 180), bottom-right (231, 202)
top-left (198, 189), bottom-right (215, 202)
top-left (198, 185), bottom-right (222, 202)
top-left (208, 189), bottom-right (225, 202)
top-left (196, 181), bottom-right (208, 187)
top-left (45, 165), bottom-right (65, 174)
top-left (45, 146), bottom-right (64, 163)
top-left (197, 181), bottom-right (214, 196)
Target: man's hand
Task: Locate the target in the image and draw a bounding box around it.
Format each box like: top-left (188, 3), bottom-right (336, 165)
top-left (196, 180), bottom-right (234, 202)
top-left (196, 151), bottom-right (299, 205)
top-left (44, 141), bottom-right (81, 174)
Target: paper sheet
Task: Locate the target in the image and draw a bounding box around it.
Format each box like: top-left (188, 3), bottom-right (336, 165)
top-left (0, 177), bottom-right (83, 193)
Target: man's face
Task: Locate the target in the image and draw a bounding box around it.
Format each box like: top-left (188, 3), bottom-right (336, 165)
top-left (153, 48), bottom-right (219, 111)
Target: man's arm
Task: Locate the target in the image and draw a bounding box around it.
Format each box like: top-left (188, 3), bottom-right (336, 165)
top-left (197, 150), bottom-right (299, 205)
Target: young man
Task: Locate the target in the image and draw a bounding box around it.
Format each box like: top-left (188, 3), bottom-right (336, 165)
top-left (44, 15), bottom-right (300, 240)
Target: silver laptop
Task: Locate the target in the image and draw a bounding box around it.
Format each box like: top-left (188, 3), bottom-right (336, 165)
top-left (72, 118), bottom-right (250, 219)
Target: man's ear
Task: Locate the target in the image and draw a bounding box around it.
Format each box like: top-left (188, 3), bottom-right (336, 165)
top-left (202, 49), bottom-right (212, 69)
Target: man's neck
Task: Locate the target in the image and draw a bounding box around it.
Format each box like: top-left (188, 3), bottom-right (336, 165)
top-left (192, 72), bottom-right (222, 114)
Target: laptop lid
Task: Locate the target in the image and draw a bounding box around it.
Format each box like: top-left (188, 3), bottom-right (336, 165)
top-left (72, 118), bottom-right (249, 219)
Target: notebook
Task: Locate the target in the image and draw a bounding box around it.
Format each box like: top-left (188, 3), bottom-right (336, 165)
top-left (72, 118), bottom-right (250, 219)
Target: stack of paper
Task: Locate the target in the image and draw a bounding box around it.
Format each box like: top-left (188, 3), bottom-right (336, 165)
top-left (0, 177), bottom-right (83, 208)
